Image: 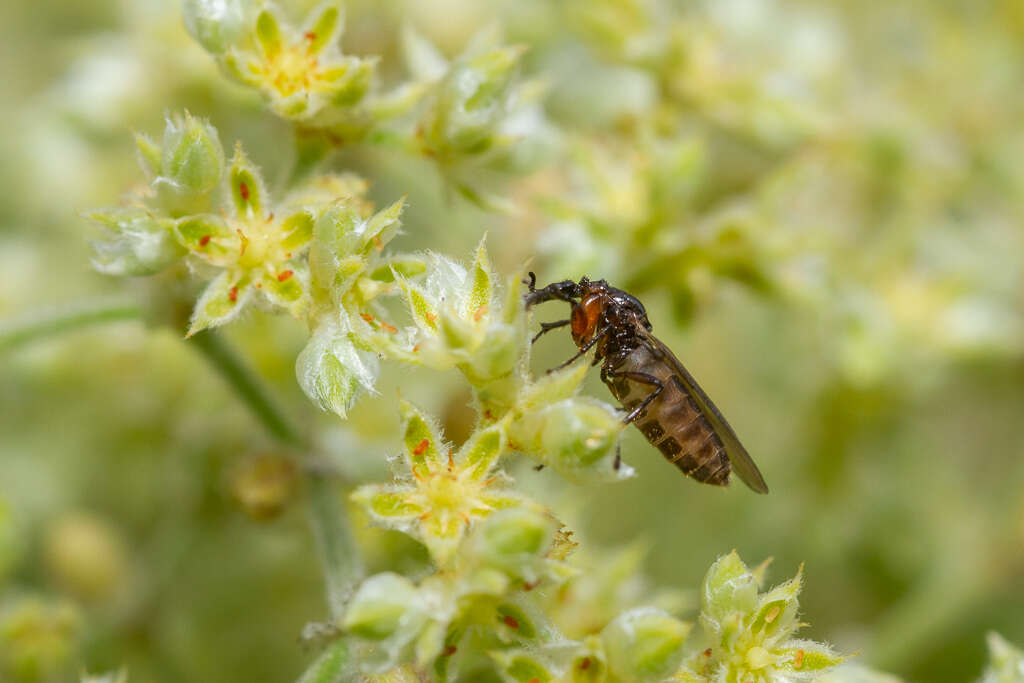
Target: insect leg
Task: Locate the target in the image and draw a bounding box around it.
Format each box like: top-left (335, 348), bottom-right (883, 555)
top-left (613, 443), bottom-right (621, 471)
top-left (605, 370), bottom-right (664, 424)
top-left (531, 319), bottom-right (570, 344)
top-left (547, 323), bottom-right (611, 373)
top-left (524, 277), bottom-right (580, 308)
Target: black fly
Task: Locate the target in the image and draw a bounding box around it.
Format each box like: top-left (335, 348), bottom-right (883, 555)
top-left (526, 273), bottom-right (768, 493)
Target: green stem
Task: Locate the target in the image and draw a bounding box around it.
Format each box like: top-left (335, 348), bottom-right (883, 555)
top-left (189, 330), bottom-right (303, 447)
top-left (308, 473), bottom-right (362, 622)
top-left (188, 330), bottom-right (362, 622)
top-left (0, 299), bottom-right (143, 353)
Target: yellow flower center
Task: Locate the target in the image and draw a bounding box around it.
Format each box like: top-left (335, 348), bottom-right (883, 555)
top-left (745, 645), bottom-right (774, 670)
top-left (410, 458), bottom-right (494, 535)
top-left (222, 213), bottom-right (293, 275)
top-left (265, 46), bottom-right (318, 98)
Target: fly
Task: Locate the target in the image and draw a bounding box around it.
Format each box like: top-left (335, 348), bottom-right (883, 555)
top-left (525, 273), bottom-right (768, 493)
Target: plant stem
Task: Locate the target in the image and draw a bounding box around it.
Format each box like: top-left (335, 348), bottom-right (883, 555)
top-left (0, 299), bottom-right (143, 353)
top-left (189, 329), bottom-right (303, 447)
top-left (188, 329), bottom-right (361, 622)
top-left (308, 473), bottom-right (362, 622)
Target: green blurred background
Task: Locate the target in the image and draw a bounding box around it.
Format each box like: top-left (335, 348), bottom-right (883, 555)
top-left (1, 0), bottom-right (1022, 681)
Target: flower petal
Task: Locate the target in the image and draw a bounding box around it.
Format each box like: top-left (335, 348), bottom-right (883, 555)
top-left (280, 210), bottom-right (315, 252)
top-left (458, 424), bottom-right (505, 480)
top-left (228, 145), bottom-right (268, 218)
top-left (353, 486), bottom-right (423, 520)
top-left (400, 401), bottom-right (445, 471)
top-left (254, 7), bottom-right (283, 59)
top-left (175, 214), bottom-right (236, 263)
top-left (187, 271), bottom-right (251, 336)
top-left (302, 2), bottom-right (343, 56)
top-left (261, 263), bottom-right (309, 317)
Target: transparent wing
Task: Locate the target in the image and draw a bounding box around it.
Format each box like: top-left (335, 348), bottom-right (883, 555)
top-left (645, 332), bottom-right (769, 494)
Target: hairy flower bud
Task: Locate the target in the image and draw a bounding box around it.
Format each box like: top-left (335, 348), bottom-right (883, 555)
top-left (343, 573), bottom-right (423, 641)
top-left (601, 607), bottom-right (690, 683)
top-left (469, 507), bottom-right (555, 581)
top-left (182, 0), bottom-right (248, 54)
top-left (158, 112), bottom-right (224, 198)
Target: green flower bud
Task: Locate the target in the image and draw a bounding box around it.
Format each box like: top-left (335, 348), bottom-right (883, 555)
top-left (182, 0), bottom-right (248, 54)
top-left (229, 454), bottom-right (299, 521)
top-left (465, 322), bottom-right (521, 381)
top-left (472, 507), bottom-right (555, 578)
top-left (510, 397), bottom-right (626, 480)
top-left (601, 607), bottom-right (690, 683)
top-left (296, 312), bottom-right (380, 419)
top-left (343, 573), bottom-right (423, 641)
top-left (701, 550), bottom-right (760, 625)
top-left (43, 513), bottom-right (129, 603)
top-left (159, 112), bottom-right (224, 198)
top-left (421, 44), bottom-right (526, 159)
top-left (88, 209), bottom-right (183, 276)
top-left (0, 597), bottom-right (80, 682)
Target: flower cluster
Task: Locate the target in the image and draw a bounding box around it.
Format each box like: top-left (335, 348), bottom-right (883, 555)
top-left (342, 505), bottom-right (572, 676)
top-left (88, 112), bottom-right (379, 336)
top-left (354, 401), bottom-right (519, 566)
top-left (183, 2), bottom-right (552, 202)
top-left (71, 3), bottom-right (1006, 680)
top-left (682, 552), bottom-right (843, 682)
top-left (186, 1), bottom-right (375, 123)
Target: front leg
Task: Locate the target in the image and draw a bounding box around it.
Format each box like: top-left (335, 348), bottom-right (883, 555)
top-left (532, 319), bottom-right (570, 344)
top-left (604, 369), bottom-right (664, 424)
top-left (524, 273), bottom-right (579, 308)
top-left (546, 323), bottom-right (611, 374)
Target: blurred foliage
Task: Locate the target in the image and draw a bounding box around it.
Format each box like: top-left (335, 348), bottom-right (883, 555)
top-left (1, 0), bottom-right (1023, 681)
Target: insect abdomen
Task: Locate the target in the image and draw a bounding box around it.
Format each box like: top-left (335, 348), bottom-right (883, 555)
top-left (608, 347), bottom-right (731, 486)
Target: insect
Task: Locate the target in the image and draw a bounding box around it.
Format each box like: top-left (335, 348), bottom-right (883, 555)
top-left (525, 273), bottom-right (768, 493)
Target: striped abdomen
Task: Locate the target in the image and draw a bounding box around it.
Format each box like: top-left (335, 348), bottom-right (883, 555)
top-left (606, 344), bottom-right (731, 486)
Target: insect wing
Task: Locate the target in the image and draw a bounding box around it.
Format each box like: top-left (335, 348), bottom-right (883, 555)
top-left (645, 332), bottom-right (769, 494)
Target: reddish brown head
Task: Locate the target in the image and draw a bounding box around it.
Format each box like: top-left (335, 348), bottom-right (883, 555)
top-left (525, 274), bottom-right (651, 350)
top-left (570, 281), bottom-right (610, 348)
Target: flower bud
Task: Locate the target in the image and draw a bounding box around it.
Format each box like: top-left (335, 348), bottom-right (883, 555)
top-left (466, 323), bottom-right (521, 381)
top-left (296, 313), bottom-right (380, 419)
top-left (159, 112), bottom-right (224, 198)
top-left (343, 573), bottom-right (423, 641)
top-left (420, 44), bottom-right (526, 159)
top-left (43, 513), bottom-right (129, 603)
top-left (601, 607), bottom-right (690, 683)
top-left (88, 209), bottom-right (183, 276)
top-left (230, 454), bottom-right (299, 521)
top-left (182, 0), bottom-right (247, 54)
top-left (701, 551), bottom-right (759, 625)
top-left (510, 397), bottom-right (625, 480)
top-left (471, 508), bottom-right (554, 578)
top-left (0, 597), bottom-right (80, 682)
